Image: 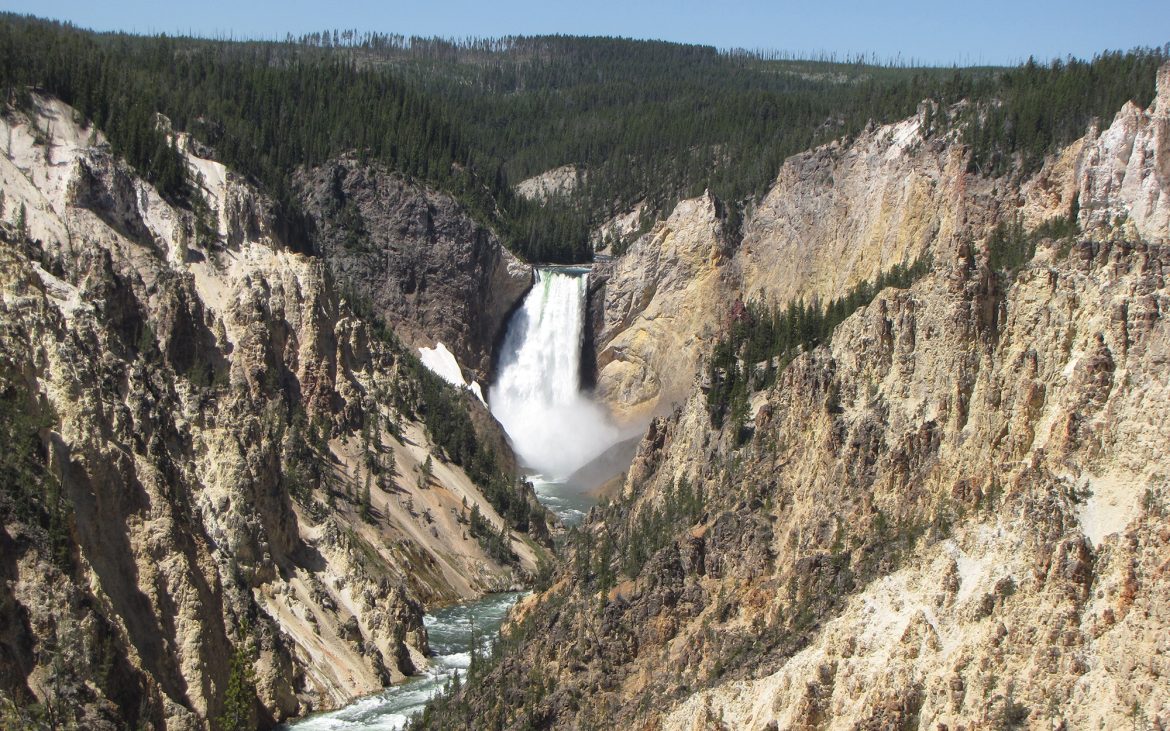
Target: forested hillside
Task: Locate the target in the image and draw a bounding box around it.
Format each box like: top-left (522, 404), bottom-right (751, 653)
top-left (2, 15), bottom-right (1161, 263)
top-left (336, 35), bottom-right (1165, 238)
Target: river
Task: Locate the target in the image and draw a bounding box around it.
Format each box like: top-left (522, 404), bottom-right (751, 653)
top-left (289, 267), bottom-right (621, 728)
top-left (285, 592), bottom-right (523, 731)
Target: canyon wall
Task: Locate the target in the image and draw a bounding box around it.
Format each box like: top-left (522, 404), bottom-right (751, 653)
top-left (296, 157), bottom-right (532, 382)
top-left (593, 77), bottom-right (1169, 423)
top-left (0, 96), bottom-right (545, 729)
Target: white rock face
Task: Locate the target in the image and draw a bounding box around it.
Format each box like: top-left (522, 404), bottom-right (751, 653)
top-left (591, 112), bottom-right (979, 423)
top-left (1077, 64), bottom-right (1170, 242)
top-left (513, 164), bottom-right (584, 202)
top-left (593, 199), bottom-right (649, 251)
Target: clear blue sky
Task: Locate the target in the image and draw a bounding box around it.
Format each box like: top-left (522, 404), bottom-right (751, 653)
top-left (3, 0), bottom-right (1167, 66)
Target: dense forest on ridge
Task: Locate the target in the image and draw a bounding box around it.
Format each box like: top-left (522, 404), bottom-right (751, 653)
top-left (0, 14), bottom-right (1164, 262)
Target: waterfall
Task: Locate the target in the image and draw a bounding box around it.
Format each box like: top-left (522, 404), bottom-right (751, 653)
top-left (489, 268), bottom-right (620, 480)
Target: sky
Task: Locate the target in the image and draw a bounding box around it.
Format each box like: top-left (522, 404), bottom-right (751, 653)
top-left (2, 0), bottom-right (1167, 67)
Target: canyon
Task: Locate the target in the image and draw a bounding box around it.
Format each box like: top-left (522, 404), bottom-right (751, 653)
top-left (414, 63), bottom-right (1170, 729)
top-left (0, 95), bottom-right (548, 729)
top-left (0, 39), bottom-right (1168, 731)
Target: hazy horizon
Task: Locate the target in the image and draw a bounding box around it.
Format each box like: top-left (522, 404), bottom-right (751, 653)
top-left (3, 0), bottom-right (1167, 68)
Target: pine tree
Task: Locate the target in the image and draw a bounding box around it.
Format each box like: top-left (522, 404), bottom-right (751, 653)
top-left (418, 454), bottom-right (434, 489)
top-left (219, 621), bottom-right (257, 731)
top-left (360, 472), bottom-right (373, 523)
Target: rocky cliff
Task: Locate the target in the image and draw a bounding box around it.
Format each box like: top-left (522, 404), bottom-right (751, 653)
top-left (737, 107), bottom-right (976, 306)
top-left (514, 165), bottom-right (585, 203)
top-left (0, 96), bottom-right (546, 729)
top-left (295, 156), bottom-right (532, 382)
top-left (1075, 63), bottom-right (1169, 242)
top-left (429, 206), bottom-right (1170, 731)
top-left (590, 104), bottom-right (998, 423)
top-left (591, 193), bottom-right (735, 425)
top-left (418, 67), bottom-right (1170, 730)
top-left (592, 69), bottom-right (1169, 428)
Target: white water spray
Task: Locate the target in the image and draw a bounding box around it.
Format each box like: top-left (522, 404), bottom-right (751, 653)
top-left (489, 268), bottom-right (621, 479)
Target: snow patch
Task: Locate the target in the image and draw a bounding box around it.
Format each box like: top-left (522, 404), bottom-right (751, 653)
top-left (419, 342), bottom-right (465, 386)
top-left (468, 381), bottom-right (485, 403)
top-left (419, 342), bottom-right (485, 404)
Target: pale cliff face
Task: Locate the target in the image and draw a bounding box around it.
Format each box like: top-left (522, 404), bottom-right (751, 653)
top-left (656, 237), bottom-right (1170, 730)
top-left (513, 164), bottom-right (585, 203)
top-left (1076, 65), bottom-right (1170, 242)
top-left (591, 110), bottom-right (984, 424)
top-left (0, 96), bottom-right (542, 728)
top-left (739, 113), bottom-right (970, 305)
top-left (594, 65), bottom-right (1170, 426)
top-left (593, 192), bottom-right (733, 424)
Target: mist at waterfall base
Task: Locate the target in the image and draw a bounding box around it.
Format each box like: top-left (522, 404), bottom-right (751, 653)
top-left (489, 269), bottom-right (629, 484)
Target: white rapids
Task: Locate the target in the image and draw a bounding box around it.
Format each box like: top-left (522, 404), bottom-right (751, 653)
top-left (284, 593), bottom-right (522, 731)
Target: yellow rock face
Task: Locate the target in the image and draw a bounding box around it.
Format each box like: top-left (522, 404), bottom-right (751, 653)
top-left (594, 64), bottom-right (1170, 433)
top-left (594, 192), bottom-right (733, 424)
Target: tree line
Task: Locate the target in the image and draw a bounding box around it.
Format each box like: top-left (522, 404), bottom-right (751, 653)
top-left (0, 15), bottom-right (1161, 266)
top-left (345, 33), bottom-right (1163, 251)
top-left (0, 15), bottom-right (588, 262)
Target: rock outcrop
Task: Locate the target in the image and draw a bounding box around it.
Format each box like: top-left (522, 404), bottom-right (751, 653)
top-left (592, 69), bottom-right (1170, 427)
top-left (295, 157), bottom-right (532, 381)
top-left (590, 107), bottom-right (994, 423)
top-left (592, 192), bottom-right (734, 424)
top-left (593, 200), bottom-right (649, 253)
top-left (1076, 62), bottom-right (1170, 242)
top-left (0, 96), bottom-right (545, 729)
top-left (646, 234), bottom-right (1170, 730)
top-left (513, 164), bottom-right (584, 202)
top-left (737, 109), bottom-right (976, 305)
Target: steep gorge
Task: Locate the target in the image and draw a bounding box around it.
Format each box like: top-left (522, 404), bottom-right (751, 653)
top-left (0, 95), bottom-right (547, 729)
top-left (2, 41), bottom-right (1169, 731)
top-left (414, 64), bottom-right (1170, 729)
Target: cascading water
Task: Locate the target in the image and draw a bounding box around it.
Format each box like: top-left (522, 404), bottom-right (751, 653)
top-left (489, 268), bottom-right (622, 482)
top-left (288, 270), bottom-right (629, 729)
